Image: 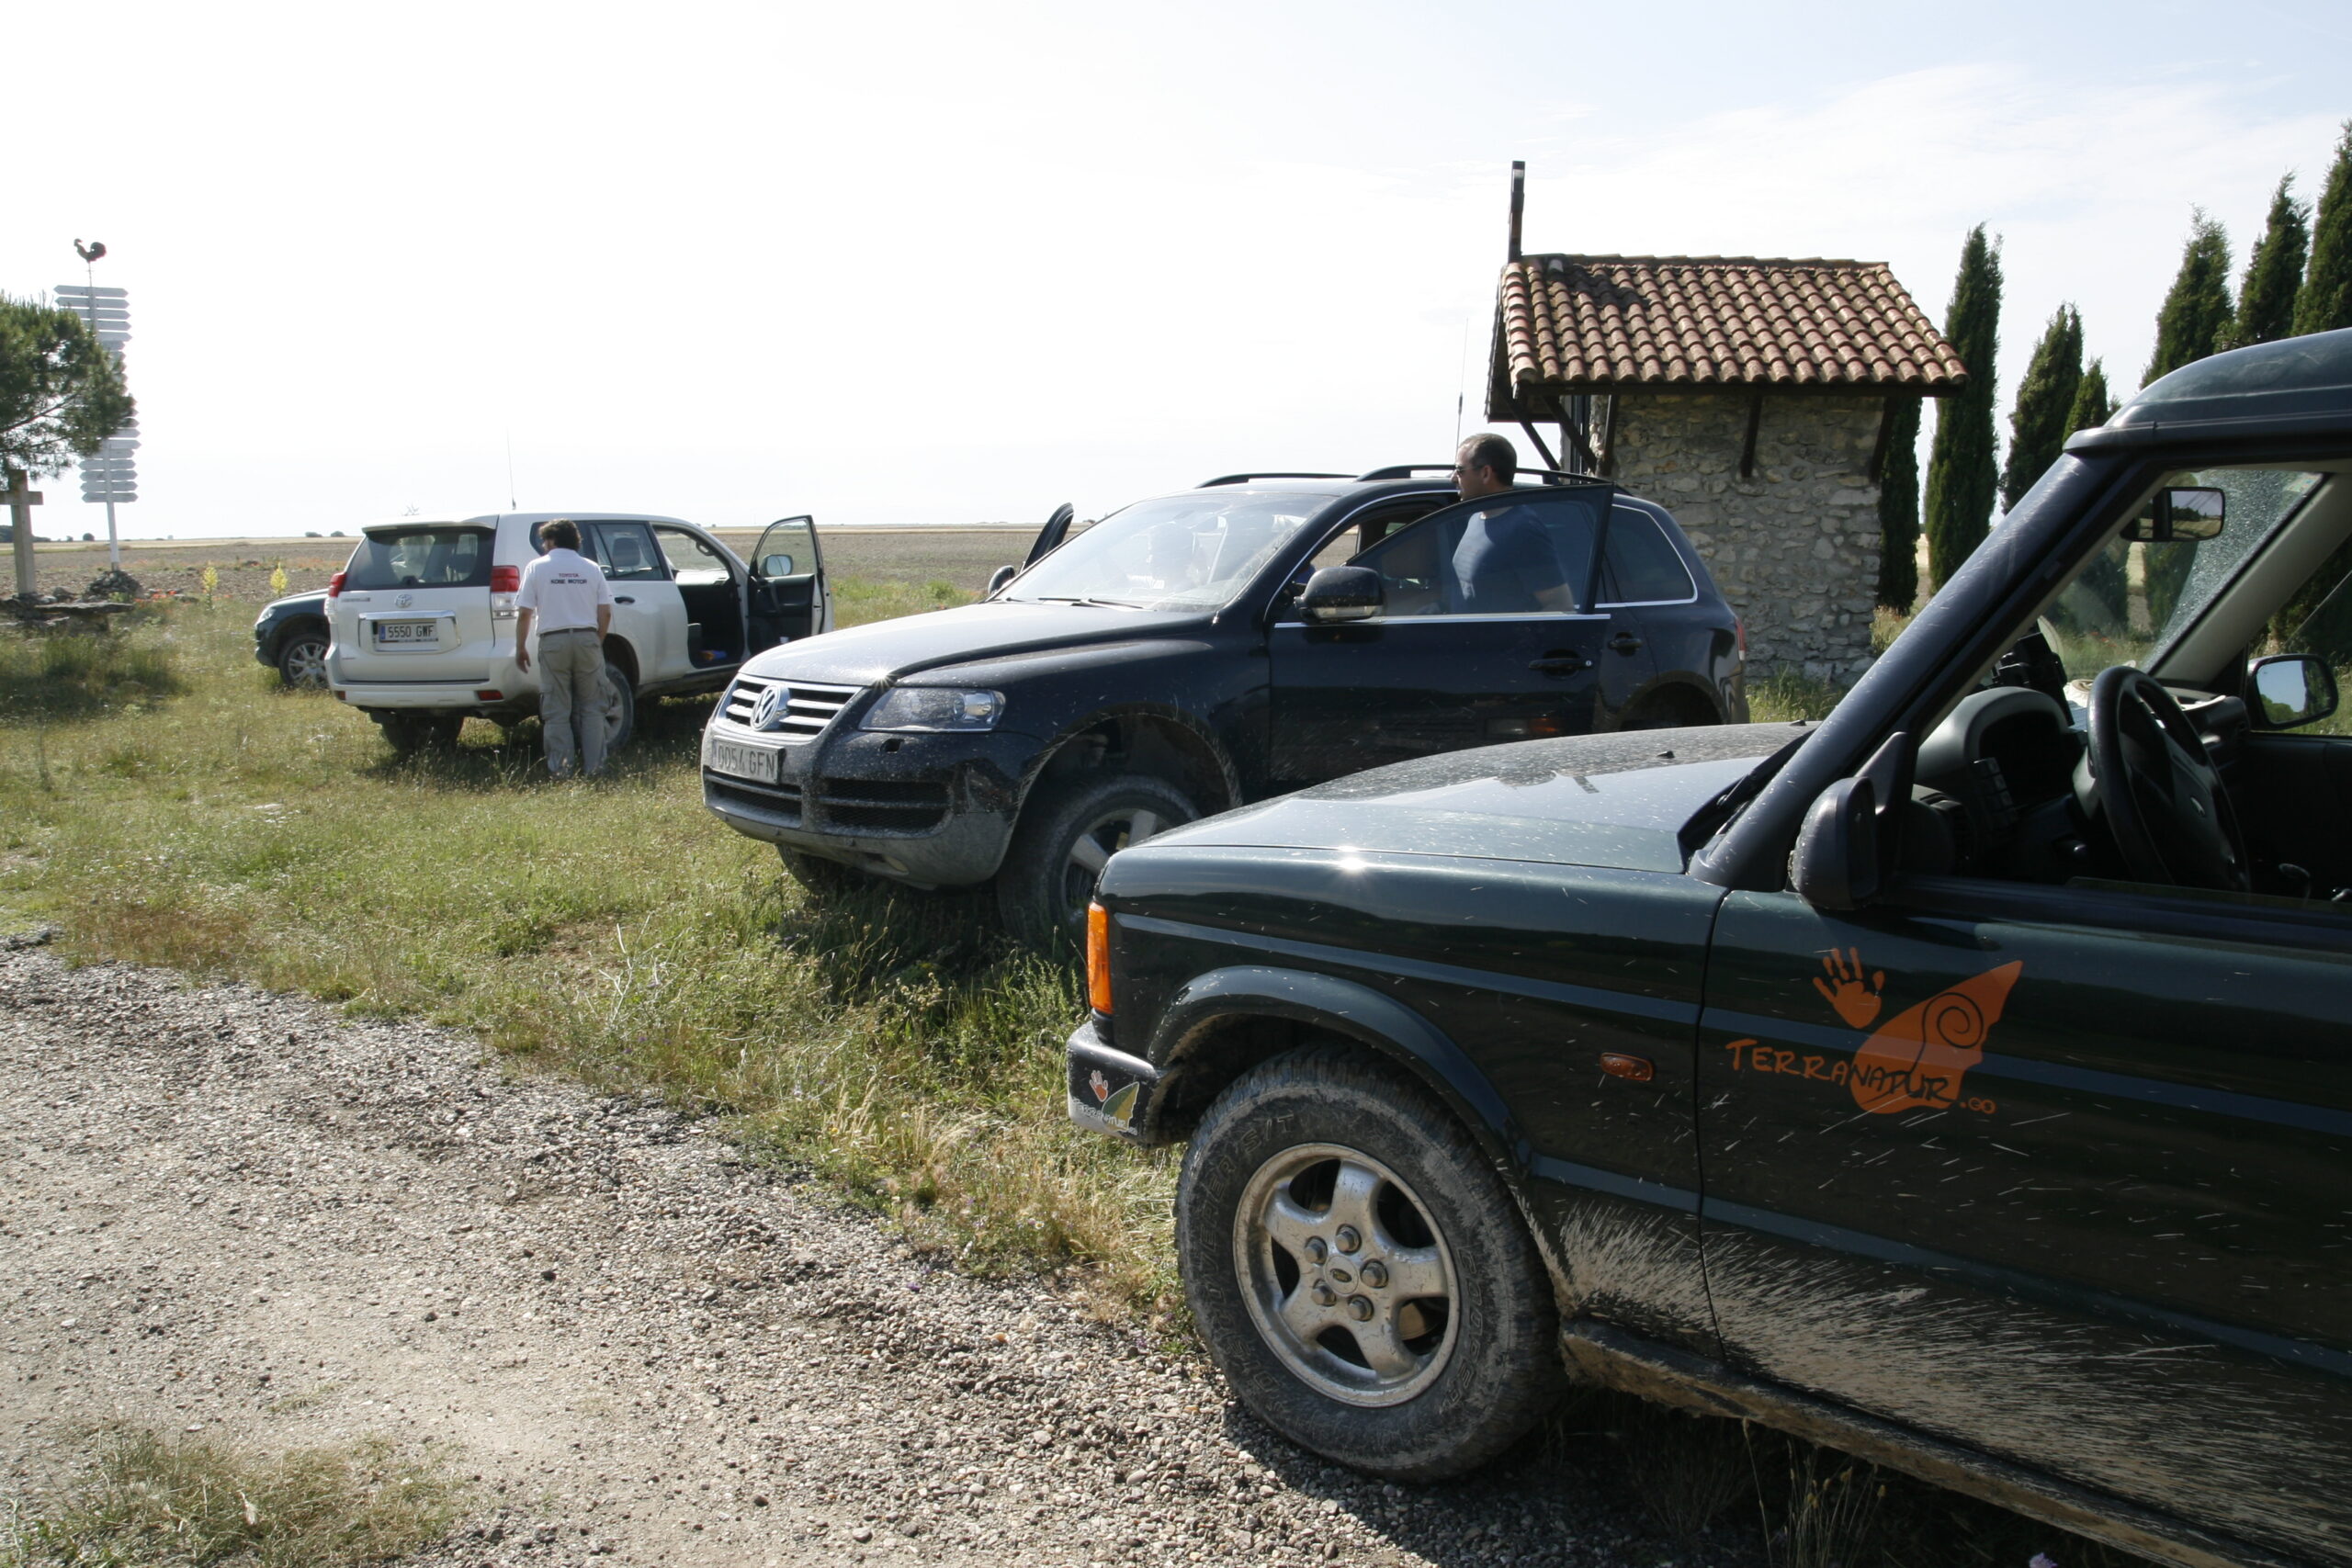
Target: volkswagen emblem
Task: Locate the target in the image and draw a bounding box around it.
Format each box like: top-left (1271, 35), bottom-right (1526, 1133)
top-left (750, 684), bottom-right (787, 730)
top-left (393, 592), bottom-right (415, 609)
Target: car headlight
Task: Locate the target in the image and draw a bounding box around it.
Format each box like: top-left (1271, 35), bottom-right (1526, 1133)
top-left (861, 686), bottom-right (1005, 732)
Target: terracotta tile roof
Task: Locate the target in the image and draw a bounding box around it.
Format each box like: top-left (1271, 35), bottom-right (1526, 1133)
top-left (1490, 254), bottom-right (1967, 412)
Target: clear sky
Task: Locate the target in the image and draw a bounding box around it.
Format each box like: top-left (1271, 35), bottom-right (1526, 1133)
top-left (6, 0), bottom-right (2347, 540)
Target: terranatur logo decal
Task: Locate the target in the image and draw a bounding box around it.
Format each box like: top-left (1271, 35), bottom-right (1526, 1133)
top-left (1724, 953), bottom-right (2022, 1116)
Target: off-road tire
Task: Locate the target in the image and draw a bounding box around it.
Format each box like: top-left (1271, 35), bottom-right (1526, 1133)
top-left (599, 662), bottom-right (637, 756)
top-left (994, 773), bottom-right (1195, 946)
top-left (275, 626), bottom-right (331, 690)
top-left (1177, 1043), bottom-right (1566, 1481)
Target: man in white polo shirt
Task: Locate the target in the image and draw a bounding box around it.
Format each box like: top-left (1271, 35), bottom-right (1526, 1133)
top-left (513, 518), bottom-right (616, 778)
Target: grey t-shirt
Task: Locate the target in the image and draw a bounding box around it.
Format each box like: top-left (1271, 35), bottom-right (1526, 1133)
top-left (1450, 504), bottom-right (1565, 613)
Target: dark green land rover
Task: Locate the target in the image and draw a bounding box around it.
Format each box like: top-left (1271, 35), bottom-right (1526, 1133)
top-left (1069, 331), bottom-right (2352, 1568)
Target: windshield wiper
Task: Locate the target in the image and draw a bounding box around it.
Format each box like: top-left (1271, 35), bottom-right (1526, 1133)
top-left (1029, 594), bottom-right (1144, 608)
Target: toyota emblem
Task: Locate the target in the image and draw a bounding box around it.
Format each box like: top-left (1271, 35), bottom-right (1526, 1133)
top-left (750, 685), bottom-right (786, 730)
top-left (393, 592), bottom-right (415, 609)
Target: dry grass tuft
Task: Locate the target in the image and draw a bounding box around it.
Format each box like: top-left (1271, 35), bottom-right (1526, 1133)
top-left (1767, 1443), bottom-right (1884, 1568)
top-left (0, 1424), bottom-right (463, 1567)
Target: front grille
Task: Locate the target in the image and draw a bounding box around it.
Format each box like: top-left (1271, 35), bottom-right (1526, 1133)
top-left (815, 778), bottom-right (951, 834)
top-left (706, 772), bottom-right (805, 824)
top-left (721, 675), bottom-right (863, 739)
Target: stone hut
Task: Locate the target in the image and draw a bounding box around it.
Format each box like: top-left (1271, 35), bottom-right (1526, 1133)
top-left (1488, 252), bottom-right (1965, 684)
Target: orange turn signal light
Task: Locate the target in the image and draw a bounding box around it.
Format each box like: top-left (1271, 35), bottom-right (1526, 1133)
top-left (1599, 1053), bottom-right (1655, 1082)
top-left (1086, 900), bottom-right (1114, 1015)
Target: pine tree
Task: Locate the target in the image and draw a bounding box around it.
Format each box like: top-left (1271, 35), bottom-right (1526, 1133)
top-left (2000, 305), bottom-right (2083, 510)
top-left (2143, 211), bottom-right (2234, 385)
top-left (1876, 395), bottom-right (1921, 612)
top-left (2296, 120), bottom-right (2352, 337)
top-left (2233, 175), bottom-right (2309, 347)
top-left (1924, 226), bottom-right (2002, 591)
top-left (2068, 359), bottom-right (2113, 434)
top-left (0, 293), bottom-right (132, 477)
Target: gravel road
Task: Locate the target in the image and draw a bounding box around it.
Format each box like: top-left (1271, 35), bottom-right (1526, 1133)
top-left (0, 944), bottom-right (1736, 1568)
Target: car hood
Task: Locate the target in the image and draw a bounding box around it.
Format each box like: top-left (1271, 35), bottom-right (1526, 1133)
top-left (1147, 722), bottom-right (1809, 874)
top-left (739, 601), bottom-right (1215, 688)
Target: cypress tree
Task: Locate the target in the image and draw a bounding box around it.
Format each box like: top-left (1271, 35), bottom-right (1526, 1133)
top-left (2233, 175), bottom-right (2309, 347)
top-left (2068, 359), bottom-right (2113, 434)
top-left (2000, 304), bottom-right (2084, 510)
top-left (2143, 211), bottom-right (2234, 385)
top-left (1924, 226), bottom-right (2002, 591)
top-left (1876, 395), bottom-right (1921, 612)
top-left (2295, 120), bottom-right (2352, 337)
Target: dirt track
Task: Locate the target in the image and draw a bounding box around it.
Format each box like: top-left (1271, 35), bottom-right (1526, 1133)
top-left (0, 943), bottom-right (1725, 1568)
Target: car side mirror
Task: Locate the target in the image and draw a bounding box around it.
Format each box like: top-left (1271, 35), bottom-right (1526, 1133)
top-left (986, 564), bottom-right (1018, 598)
top-left (1300, 565), bottom-right (1383, 624)
top-left (1792, 731), bottom-right (1914, 910)
top-left (759, 552), bottom-right (796, 578)
top-left (2123, 486), bottom-right (2225, 542)
top-left (2249, 654), bottom-right (2338, 729)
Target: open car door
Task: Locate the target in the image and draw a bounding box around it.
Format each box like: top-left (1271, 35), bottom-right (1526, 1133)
top-left (747, 515), bottom-right (830, 651)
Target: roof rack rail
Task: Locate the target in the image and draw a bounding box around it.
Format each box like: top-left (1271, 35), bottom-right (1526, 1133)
top-left (1353, 464), bottom-right (1604, 485)
top-left (1198, 471), bottom-right (1351, 488)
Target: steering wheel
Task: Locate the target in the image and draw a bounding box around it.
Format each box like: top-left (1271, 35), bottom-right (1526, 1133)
top-left (2083, 666), bottom-right (2249, 891)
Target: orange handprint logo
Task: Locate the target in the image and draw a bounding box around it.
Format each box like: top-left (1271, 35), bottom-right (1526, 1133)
top-left (1812, 948), bottom-right (1885, 1029)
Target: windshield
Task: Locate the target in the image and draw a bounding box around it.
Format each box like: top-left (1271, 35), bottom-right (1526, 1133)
top-left (2041, 468), bottom-right (2326, 679)
top-left (345, 527), bottom-right (495, 591)
top-left (1004, 491), bottom-right (1330, 611)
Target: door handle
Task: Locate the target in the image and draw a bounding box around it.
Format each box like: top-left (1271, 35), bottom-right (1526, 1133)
top-left (613, 595), bottom-right (636, 604)
top-left (1610, 633), bottom-right (1643, 653)
top-left (1528, 654), bottom-right (1589, 675)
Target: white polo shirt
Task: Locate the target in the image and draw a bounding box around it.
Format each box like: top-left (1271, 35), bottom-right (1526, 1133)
top-left (514, 547), bottom-right (614, 634)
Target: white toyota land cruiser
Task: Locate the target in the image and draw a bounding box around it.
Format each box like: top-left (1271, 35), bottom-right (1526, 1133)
top-left (325, 512), bottom-right (831, 754)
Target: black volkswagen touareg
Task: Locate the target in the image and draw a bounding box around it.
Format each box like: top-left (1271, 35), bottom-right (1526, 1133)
top-left (699, 464), bottom-right (1745, 938)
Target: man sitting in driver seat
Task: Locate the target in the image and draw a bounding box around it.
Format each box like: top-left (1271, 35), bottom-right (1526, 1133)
top-left (1449, 433), bottom-right (1574, 614)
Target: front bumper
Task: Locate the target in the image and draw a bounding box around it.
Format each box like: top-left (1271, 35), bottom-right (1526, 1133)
top-left (1065, 1014), bottom-right (1161, 1144)
top-left (699, 720), bottom-right (1034, 887)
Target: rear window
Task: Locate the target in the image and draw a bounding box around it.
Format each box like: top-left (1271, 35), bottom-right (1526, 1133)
top-left (346, 528), bottom-right (495, 591)
top-left (1601, 511), bottom-right (1696, 604)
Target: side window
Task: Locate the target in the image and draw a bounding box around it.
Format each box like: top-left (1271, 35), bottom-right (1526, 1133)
top-left (655, 525), bottom-right (731, 584)
top-left (1344, 490), bottom-right (1605, 617)
top-left (1293, 502), bottom-right (1445, 583)
top-left (1600, 509), bottom-right (1696, 604)
top-left (588, 521), bottom-right (668, 582)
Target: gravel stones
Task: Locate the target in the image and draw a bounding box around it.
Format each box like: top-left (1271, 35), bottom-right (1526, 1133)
top-left (0, 947), bottom-right (1718, 1567)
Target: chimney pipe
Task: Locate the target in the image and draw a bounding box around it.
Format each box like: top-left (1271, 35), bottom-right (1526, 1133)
top-left (1508, 161), bottom-right (1525, 263)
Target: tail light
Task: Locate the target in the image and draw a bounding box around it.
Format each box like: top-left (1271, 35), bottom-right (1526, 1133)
top-left (491, 565), bottom-right (520, 593)
top-left (328, 570), bottom-right (347, 598)
top-left (1086, 901), bottom-right (1114, 1015)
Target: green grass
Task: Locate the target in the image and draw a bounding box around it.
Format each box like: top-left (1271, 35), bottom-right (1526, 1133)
top-left (0, 622), bottom-right (184, 724)
top-left (831, 576), bottom-right (973, 623)
top-left (0, 1426), bottom-right (462, 1567)
top-left (1748, 671), bottom-right (1845, 723)
top-left (0, 583), bottom-right (1182, 1319)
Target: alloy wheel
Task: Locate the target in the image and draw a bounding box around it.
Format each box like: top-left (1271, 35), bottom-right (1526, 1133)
top-left (1232, 1143), bottom-right (1459, 1406)
top-left (1056, 804), bottom-right (1170, 929)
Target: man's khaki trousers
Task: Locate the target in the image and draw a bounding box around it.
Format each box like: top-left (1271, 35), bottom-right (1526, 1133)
top-left (537, 628), bottom-right (608, 777)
